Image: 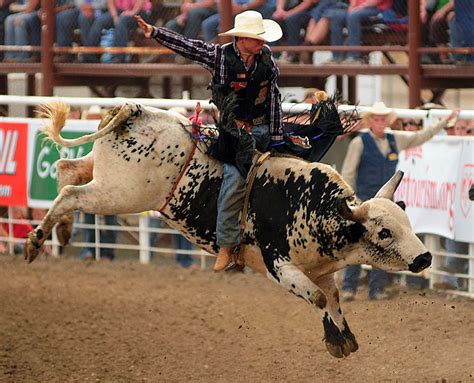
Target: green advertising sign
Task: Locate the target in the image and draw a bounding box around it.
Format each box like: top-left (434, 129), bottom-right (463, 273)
top-left (29, 131), bottom-right (93, 201)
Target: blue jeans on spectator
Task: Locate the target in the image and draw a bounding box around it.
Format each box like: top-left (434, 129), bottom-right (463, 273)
top-left (327, 6), bottom-right (379, 60)
top-left (342, 265), bottom-right (387, 299)
top-left (202, 3), bottom-right (275, 42)
top-left (453, 0), bottom-right (474, 63)
top-left (149, 217), bottom-right (196, 268)
top-left (4, 11), bottom-right (40, 61)
top-left (56, 7), bottom-right (100, 59)
top-left (81, 10), bottom-right (151, 63)
top-left (309, 0), bottom-right (345, 22)
top-left (165, 7), bottom-right (216, 39)
top-left (0, 5), bottom-right (10, 61)
top-left (442, 239), bottom-right (469, 289)
top-left (216, 124), bottom-right (270, 248)
top-left (80, 214), bottom-right (117, 260)
top-left (285, 10), bottom-right (312, 46)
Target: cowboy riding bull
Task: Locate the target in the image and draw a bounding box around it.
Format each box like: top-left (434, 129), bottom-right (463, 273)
top-left (24, 102), bottom-right (432, 359)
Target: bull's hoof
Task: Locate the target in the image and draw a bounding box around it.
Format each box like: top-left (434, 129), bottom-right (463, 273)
top-left (24, 232), bottom-right (42, 263)
top-left (343, 333), bottom-right (359, 353)
top-left (56, 222), bottom-right (71, 246)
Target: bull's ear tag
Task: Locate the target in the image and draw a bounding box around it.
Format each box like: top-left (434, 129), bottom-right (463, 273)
top-left (396, 200), bottom-right (406, 210)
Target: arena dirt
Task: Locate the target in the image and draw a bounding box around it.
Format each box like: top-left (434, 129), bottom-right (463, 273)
top-left (0, 255), bottom-right (473, 382)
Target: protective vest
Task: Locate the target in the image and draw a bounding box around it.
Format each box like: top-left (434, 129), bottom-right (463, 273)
top-left (211, 43), bottom-right (274, 125)
top-left (356, 132), bottom-right (398, 201)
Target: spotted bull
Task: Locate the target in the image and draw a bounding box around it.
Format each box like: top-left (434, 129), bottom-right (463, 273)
top-left (25, 102), bottom-right (432, 358)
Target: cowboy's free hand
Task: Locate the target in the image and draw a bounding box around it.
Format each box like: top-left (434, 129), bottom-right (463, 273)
top-left (135, 15), bottom-right (153, 38)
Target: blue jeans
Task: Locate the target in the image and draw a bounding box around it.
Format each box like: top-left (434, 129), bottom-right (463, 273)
top-left (309, 0), bottom-right (344, 23)
top-left (165, 7), bottom-right (216, 39)
top-left (342, 265), bottom-right (387, 299)
top-left (216, 124), bottom-right (270, 248)
top-left (81, 10), bottom-right (151, 63)
top-left (149, 217), bottom-right (196, 268)
top-left (56, 7), bottom-right (99, 49)
top-left (454, 0), bottom-right (474, 62)
top-left (79, 214), bottom-right (118, 260)
top-left (285, 10), bottom-right (311, 46)
top-left (4, 11), bottom-right (40, 61)
top-left (327, 6), bottom-right (379, 60)
top-left (442, 239), bottom-right (469, 288)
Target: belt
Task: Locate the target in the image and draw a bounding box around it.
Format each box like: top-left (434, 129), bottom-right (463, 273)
top-left (235, 116), bottom-right (267, 134)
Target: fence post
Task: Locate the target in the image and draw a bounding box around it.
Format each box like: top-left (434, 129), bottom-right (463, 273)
top-left (425, 234), bottom-right (441, 289)
top-left (469, 243), bottom-right (474, 295)
top-left (139, 214), bottom-right (150, 264)
top-left (51, 229), bottom-right (60, 257)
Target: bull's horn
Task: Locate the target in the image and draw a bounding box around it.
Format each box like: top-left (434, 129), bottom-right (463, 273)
top-left (337, 198), bottom-right (368, 222)
top-left (374, 170), bottom-right (404, 200)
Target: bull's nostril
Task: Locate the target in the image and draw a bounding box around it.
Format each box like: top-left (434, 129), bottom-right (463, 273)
top-left (409, 252), bottom-right (432, 273)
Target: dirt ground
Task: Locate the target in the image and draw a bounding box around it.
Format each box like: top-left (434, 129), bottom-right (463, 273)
top-left (0, 255), bottom-right (473, 383)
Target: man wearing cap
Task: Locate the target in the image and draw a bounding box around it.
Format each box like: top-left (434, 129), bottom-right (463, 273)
top-left (340, 101), bottom-right (459, 301)
top-left (135, 10), bottom-right (284, 271)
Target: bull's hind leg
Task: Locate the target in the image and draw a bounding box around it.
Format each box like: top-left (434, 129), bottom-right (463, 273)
top-left (312, 274), bottom-right (359, 355)
top-left (55, 154), bottom-right (93, 246)
top-left (267, 259), bottom-right (354, 358)
top-left (25, 181), bottom-right (104, 263)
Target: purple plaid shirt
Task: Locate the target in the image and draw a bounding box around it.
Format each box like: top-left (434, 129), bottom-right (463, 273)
top-left (152, 27), bottom-right (284, 142)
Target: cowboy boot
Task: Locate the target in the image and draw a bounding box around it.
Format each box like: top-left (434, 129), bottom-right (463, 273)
top-left (214, 247), bottom-right (232, 272)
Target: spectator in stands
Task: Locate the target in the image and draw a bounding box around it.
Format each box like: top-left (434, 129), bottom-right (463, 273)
top-left (400, 118), bottom-right (423, 131)
top-left (55, 0), bottom-right (108, 63)
top-left (325, 0), bottom-right (392, 64)
top-left (3, 0), bottom-right (40, 63)
top-left (78, 105), bottom-right (118, 261)
top-left (0, 206), bottom-right (32, 255)
top-left (340, 101), bottom-right (460, 301)
top-left (201, 0), bottom-right (276, 42)
top-left (0, 1), bottom-right (15, 61)
top-left (164, 0), bottom-right (216, 40)
top-left (451, 0), bottom-right (474, 64)
top-left (80, 0), bottom-right (152, 63)
top-left (304, 0), bottom-right (347, 46)
top-left (428, 0), bottom-right (454, 64)
top-left (272, 0), bottom-right (315, 63)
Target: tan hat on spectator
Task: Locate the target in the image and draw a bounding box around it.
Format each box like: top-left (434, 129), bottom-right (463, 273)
top-left (219, 10), bottom-right (282, 42)
top-left (362, 101), bottom-right (397, 126)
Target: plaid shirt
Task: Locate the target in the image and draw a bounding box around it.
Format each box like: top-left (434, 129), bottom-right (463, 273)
top-left (152, 27), bottom-right (283, 142)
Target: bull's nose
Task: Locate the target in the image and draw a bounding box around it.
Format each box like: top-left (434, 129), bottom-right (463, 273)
top-left (409, 252), bottom-right (432, 273)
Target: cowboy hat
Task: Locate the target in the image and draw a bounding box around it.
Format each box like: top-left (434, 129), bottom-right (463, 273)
top-left (361, 101), bottom-right (397, 126)
top-left (219, 10), bottom-right (283, 42)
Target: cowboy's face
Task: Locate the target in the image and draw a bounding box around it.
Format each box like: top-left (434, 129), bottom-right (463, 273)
top-left (369, 114), bottom-right (388, 138)
top-left (238, 37), bottom-right (265, 55)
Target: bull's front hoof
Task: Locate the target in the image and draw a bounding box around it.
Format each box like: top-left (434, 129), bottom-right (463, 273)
top-left (24, 232), bottom-right (42, 263)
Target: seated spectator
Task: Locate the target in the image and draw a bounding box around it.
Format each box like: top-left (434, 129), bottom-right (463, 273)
top-left (201, 0), bottom-right (276, 42)
top-left (0, 0), bottom-right (15, 62)
top-left (325, 0), bottom-right (391, 64)
top-left (272, 0), bottom-right (315, 63)
top-left (428, 0), bottom-right (454, 64)
top-left (164, 0), bottom-right (216, 39)
top-left (0, 206), bottom-right (32, 255)
top-left (451, 0), bottom-right (474, 64)
top-left (304, 0), bottom-right (346, 46)
top-left (3, 0), bottom-right (40, 63)
top-left (81, 0), bottom-right (152, 63)
top-left (55, 0), bottom-right (108, 63)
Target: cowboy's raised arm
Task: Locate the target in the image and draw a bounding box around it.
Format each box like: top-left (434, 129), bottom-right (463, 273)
top-left (135, 15), bottom-right (219, 74)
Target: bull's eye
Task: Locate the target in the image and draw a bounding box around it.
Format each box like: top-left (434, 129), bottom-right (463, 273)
top-left (378, 228), bottom-right (392, 240)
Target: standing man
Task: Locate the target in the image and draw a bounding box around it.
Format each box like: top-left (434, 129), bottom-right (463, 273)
top-left (135, 10), bottom-right (284, 271)
top-left (341, 101), bottom-right (459, 301)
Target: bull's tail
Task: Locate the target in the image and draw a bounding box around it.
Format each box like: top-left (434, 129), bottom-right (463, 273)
top-left (38, 102), bottom-right (133, 147)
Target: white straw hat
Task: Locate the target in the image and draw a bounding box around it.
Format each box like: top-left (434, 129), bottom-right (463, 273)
top-left (362, 101), bottom-right (397, 125)
top-left (219, 10), bottom-right (283, 42)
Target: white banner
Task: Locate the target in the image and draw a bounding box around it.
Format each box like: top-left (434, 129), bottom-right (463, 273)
top-left (395, 137), bottom-right (474, 242)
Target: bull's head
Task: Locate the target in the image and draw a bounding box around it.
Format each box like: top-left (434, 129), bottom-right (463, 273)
top-left (338, 171), bottom-right (432, 273)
